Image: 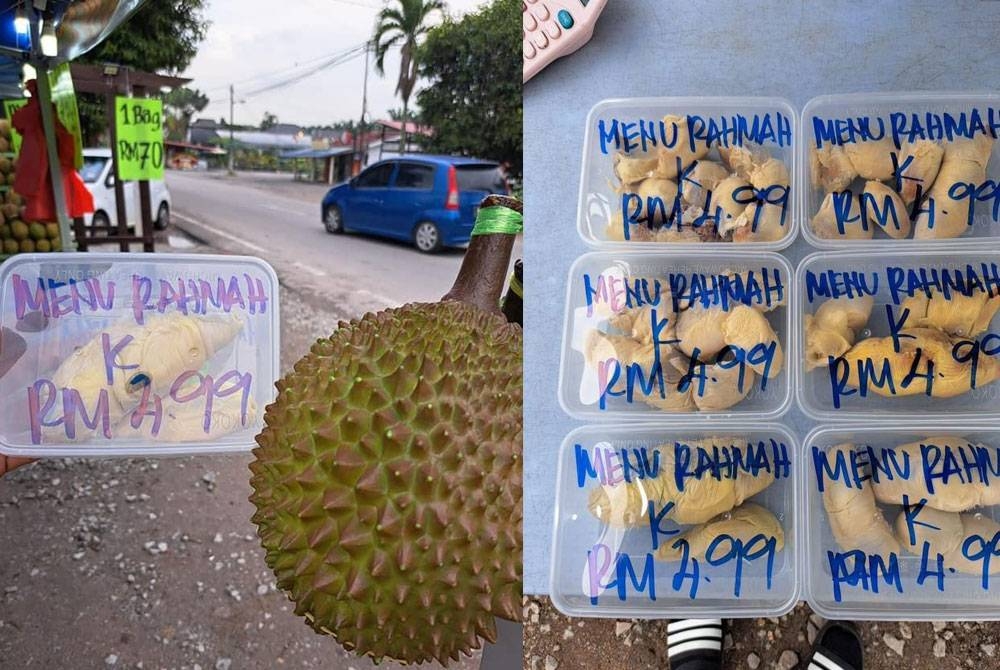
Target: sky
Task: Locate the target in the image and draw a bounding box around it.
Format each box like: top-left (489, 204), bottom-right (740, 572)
top-left (184, 0), bottom-right (487, 129)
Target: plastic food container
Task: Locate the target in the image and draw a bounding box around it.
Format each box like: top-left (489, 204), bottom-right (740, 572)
top-left (578, 97), bottom-right (798, 250)
top-left (804, 425), bottom-right (1000, 620)
top-left (796, 249), bottom-right (1000, 420)
top-left (800, 92), bottom-right (1000, 247)
top-left (550, 424), bottom-right (799, 618)
top-left (559, 251), bottom-right (793, 420)
top-left (0, 253), bottom-right (280, 457)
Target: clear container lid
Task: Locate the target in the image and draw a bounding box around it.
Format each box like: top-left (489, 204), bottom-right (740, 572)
top-left (559, 251), bottom-right (793, 420)
top-left (0, 253), bottom-right (280, 457)
top-left (578, 97), bottom-right (798, 250)
top-left (800, 92), bottom-right (1000, 247)
top-left (550, 425), bottom-right (799, 618)
top-left (805, 426), bottom-right (1000, 620)
top-left (796, 248), bottom-right (1000, 420)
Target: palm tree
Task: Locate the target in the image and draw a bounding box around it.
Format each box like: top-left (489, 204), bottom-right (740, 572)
top-left (372, 0), bottom-right (445, 155)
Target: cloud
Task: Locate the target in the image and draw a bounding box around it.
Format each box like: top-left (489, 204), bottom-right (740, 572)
top-left (184, 0), bottom-right (488, 127)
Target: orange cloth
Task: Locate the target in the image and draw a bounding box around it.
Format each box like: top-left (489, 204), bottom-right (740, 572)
top-left (12, 80), bottom-right (93, 221)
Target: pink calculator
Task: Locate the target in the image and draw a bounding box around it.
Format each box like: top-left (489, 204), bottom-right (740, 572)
top-left (523, 0), bottom-right (609, 83)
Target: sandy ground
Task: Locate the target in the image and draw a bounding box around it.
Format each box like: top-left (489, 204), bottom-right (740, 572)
top-left (0, 183), bottom-right (485, 669)
top-left (522, 596), bottom-right (1000, 669)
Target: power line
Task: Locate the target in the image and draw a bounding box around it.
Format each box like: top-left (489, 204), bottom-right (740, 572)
top-left (241, 43), bottom-right (367, 99)
top-left (201, 41), bottom-right (369, 95)
top-left (327, 0), bottom-right (385, 9)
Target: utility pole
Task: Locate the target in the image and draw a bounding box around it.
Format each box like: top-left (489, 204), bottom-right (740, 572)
top-left (355, 41), bottom-right (370, 175)
top-left (228, 84), bottom-right (235, 175)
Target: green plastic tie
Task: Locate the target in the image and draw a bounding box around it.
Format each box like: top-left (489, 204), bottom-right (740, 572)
top-left (471, 205), bottom-right (523, 237)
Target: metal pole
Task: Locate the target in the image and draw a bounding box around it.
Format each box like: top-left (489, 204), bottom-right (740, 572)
top-left (228, 84), bottom-right (235, 175)
top-left (33, 65), bottom-right (72, 251)
top-left (356, 41), bottom-right (369, 174)
top-left (28, 7), bottom-right (73, 253)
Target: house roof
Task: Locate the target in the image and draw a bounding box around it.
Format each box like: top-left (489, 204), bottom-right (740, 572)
top-left (165, 140), bottom-right (227, 155)
top-left (230, 131), bottom-right (309, 149)
top-left (375, 119), bottom-right (433, 137)
top-left (278, 147), bottom-right (354, 160)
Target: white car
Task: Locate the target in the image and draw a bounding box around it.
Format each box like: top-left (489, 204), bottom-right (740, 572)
top-left (79, 148), bottom-right (172, 233)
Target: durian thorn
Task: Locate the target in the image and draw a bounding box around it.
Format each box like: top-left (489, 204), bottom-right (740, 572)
top-left (440, 194), bottom-right (521, 315)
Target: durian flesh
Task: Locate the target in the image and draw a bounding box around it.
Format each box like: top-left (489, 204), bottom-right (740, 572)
top-left (584, 295), bottom-right (783, 412)
top-left (44, 313), bottom-right (245, 440)
top-left (587, 438), bottom-right (776, 527)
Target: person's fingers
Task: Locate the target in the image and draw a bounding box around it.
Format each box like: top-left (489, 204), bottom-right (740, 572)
top-left (0, 455), bottom-right (34, 477)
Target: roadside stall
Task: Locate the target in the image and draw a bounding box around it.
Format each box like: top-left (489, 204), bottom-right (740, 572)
top-left (0, 0), bottom-right (163, 257)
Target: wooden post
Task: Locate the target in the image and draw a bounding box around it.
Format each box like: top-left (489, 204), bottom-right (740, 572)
top-left (106, 77), bottom-right (128, 252)
top-left (133, 84), bottom-right (154, 253)
top-left (72, 216), bottom-right (87, 251)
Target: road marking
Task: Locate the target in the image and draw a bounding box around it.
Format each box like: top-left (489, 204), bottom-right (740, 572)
top-left (263, 203), bottom-right (313, 217)
top-left (174, 208), bottom-right (403, 309)
top-left (293, 261), bottom-right (327, 277)
top-left (172, 211), bottom-right (269, 255)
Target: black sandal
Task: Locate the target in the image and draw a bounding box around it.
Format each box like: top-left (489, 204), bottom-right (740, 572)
top-left (805, 620), bottom-right (864, 670)
top-left (667, 618), bottom-right (724, 670)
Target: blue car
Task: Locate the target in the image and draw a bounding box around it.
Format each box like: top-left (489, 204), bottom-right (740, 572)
top-left (320, 155), bottom-right (508, 253)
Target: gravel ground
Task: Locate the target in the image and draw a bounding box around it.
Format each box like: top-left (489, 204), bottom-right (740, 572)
top-left (523, 596), bottom-right (1000, 669)
top-left (0, 224), bottom-right (482, 669)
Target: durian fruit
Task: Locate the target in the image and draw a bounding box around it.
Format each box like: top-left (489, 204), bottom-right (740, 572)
top-left (248, 195), bottom-right (523, 666)
top-left (10, 219), bottom-right (27, 240)
top-left (28, 222), bottom-right (46, 241)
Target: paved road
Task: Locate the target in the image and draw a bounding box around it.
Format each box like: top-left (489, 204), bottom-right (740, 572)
top-left (166, 171), bottom-right (520, 315)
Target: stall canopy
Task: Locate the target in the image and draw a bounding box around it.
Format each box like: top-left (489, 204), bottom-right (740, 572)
top-left (0, 0), bottom-right (147, 97)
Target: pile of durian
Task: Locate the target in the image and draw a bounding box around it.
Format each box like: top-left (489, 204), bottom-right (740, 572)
top-left (588, 438), bottom-right (785, 563)
top-left (805, 288), bottom-right (1000, 398)
top-left (607, 115), bottom-right (791, 244)
top-left (809, 133), bottom-right (995, 240)
top-left (821, 439), bottom-right (1000, 576)
top-left (0, 118), bottom-right (59, 255)
top-left (583, 273), bottom-right (785, 412)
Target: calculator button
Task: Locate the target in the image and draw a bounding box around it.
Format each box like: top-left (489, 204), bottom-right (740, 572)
top-left (557, 9), bottom-right (574, 28)
top-left (544, 21), bottom-right (562, 39)
top-left (532, 31), bottom-right (549, 49)
top-left (524, 40), bottom-right (536, 59)
top-left (523, 11), bottom-right (537, 30)
top-left (533, 2), bottom-right (550, 19)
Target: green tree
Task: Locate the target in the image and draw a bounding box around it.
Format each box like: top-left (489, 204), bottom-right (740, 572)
top-left (372, 0), bottom-right (444, 154)
top-left (260, 111), bottom-right (279, 131)
top-left (78, 0), bottom-right (210, 144)
top-left (387, 106), bottom-right (420, 122)
top-left (164, 87), bottom-right (209, 141)
top-left (416, 0), bottom-right (521, 173)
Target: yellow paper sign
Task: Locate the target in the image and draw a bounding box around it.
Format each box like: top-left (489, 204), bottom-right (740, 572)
top-left (115, 96), bottom-right (164, 180)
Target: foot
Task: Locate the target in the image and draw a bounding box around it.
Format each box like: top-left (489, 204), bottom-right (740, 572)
top-left (806, 620), bottom-right (864, 670)
top-left (667, 618), bottom-right (723, 669)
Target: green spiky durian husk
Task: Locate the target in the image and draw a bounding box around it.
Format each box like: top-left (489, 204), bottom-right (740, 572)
top-left (249, 300), bottom-right (523, 666)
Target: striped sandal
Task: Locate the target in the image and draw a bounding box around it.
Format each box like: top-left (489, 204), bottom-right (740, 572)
top-left (805, 621), bottom-right (864, 670)
top-left (666, 618), bottom-right (724, 669)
